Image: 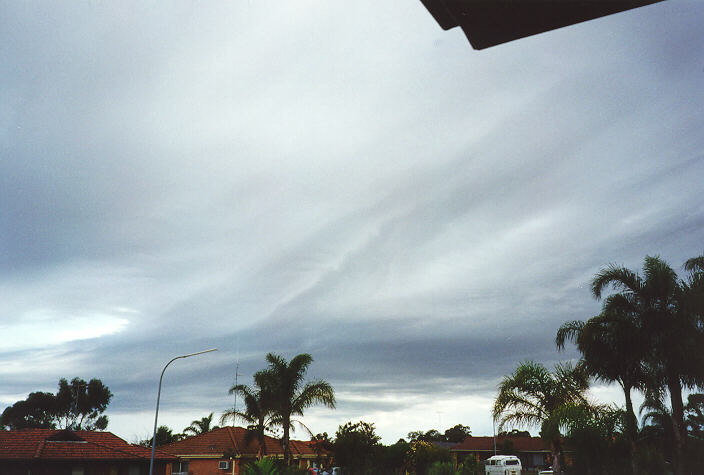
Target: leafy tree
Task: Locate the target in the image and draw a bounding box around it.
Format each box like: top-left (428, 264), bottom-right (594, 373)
top-left (139, 425), bottom-right (181, 447)
top-left (221, 371), bottom-right (279, 457)
top-left (407, 430), bottom-right (426, 442)
top-left (685, 393), bottom-right (704, 437)
top-left (183, 412), bottom-right (218, 436)
top-left (423, 429), bottom-right (446, 442)
top-left (427, 461), bottom-right (457, 475)
top-left (457, 454), bottom-right (480, 474)
top-left (257, 353), bottom-right (335, 465)
top-left (428, 460), bottom-right (478, 475)
top-left (54, 377), bottom-right (112, 430)
top-left (377, 438), bottom-right (410, 474)
top-left (312, 432), bottom-right (331, 443)
top-left (310, 432), bottom-right (333, 467)
top-left (406, 440), bottom-right (451, 475)
top-left (591, 255), bottom-right (704, 475)
top-left (493, 361), bottom-right (588, 475)
top-left (333, 421), bottom-right (381, 474)
top-left (558, 403), bottom-right (630, 474)
top-left (443, 424), bottom-right (471, 443)
top-left (408, 429), bottom-right (445, 442)
top-left (497, 438), bottom-right (517, 455)
top-left (497, 429), bottom-right (530, 437)
top-left (0, 392), bottom-right (58, 429)
top-left (0, 377), bottom-right (111, 431)
top-left (407, 425), bottom-right (471, 445)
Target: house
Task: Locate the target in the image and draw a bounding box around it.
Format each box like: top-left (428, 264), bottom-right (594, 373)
top-left (450, 436), bottom-right (552, 472)
top-left (160, 426), bottom-right (332, 475)
top-left (0, 428), bottom-right (177, 475)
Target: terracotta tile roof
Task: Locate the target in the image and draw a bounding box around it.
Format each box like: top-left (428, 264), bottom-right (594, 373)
top-left (0, 429), bottom-right (177, 461)
top-left (289, 439), bottom-right (324, 456)
top-left (161, 427), bottom-right (327, 458)
top-left (451, 436), bottom-right (550, 452)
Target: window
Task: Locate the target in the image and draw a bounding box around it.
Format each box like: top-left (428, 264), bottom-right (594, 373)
top-left (506, 460), bottom-right (519, 465)
top-left (172, 462), bottom-right (189, 475)
top-left (219, 460), bottom-right (231, 469)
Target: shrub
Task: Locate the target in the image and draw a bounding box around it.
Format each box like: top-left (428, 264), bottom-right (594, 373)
top-left (242, 458), bottom-right (280, 475)
top-left (428, 461), bottom-right (457, 475)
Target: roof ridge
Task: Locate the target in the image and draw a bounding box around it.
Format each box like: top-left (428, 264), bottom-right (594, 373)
top-left (82, 437), bottom-right (170, 460)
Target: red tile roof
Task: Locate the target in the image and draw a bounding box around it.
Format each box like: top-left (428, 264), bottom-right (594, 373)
top-left (161, 427), bottom-right (327, 458)
top-left (451, 436), bottom-right (550, 452)
top-left (0, 429), bottom-right (176, 461)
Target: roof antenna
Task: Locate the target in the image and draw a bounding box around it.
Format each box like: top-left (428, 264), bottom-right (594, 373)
top-left (232, 340), bottom-right (241, 426)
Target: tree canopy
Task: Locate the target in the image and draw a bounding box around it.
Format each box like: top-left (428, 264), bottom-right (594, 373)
top-left (0, 377), bottom-right (112, 431)
top-left (333, 421), bottom-right (381, 474)
top-left (407, 424), bottom-right (472, 444)
top-left (139, 425), bottom-right (181, 447)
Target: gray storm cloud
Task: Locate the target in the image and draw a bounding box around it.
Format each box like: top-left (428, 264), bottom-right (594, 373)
top-left (1, 0), bottom-right (703, 442)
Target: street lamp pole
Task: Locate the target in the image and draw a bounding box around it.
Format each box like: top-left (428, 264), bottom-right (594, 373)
top-left (149, 348), bottom-right (218, 475)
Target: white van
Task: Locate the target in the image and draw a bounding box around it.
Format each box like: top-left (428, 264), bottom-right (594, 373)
top-left (485, 455), bottom-right (522, 475)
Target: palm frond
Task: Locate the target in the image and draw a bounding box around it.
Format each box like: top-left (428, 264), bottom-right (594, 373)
top-left (288, 419), bottom-right (313, 439)
top-left (497, 410), bottom-right (544, 431)
top-left (684, 255), bottom-right (704, 273)
top-left (220, 409), bottom-right (256, 426)
top-left (493, 389), bottom-right (545, 422)
top-left (291, 380), bottom-right (336, 415)
top-left (555, 320), bottom-right (584, 350)
top-left (591, 264), bottom-right (642, 299)
top-left (494, 360), bottom-right (589, 438)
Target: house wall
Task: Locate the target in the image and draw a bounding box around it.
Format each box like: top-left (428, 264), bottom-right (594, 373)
top-left (176, 456), bottom-right (325, 475)
top-left (0, 461), bottom-right (170, 475)
top-left (178, 458), bottom-right (242, 475)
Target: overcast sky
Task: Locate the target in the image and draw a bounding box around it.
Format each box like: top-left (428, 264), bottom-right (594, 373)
top-left (2, 0), bottom-right (704, 444)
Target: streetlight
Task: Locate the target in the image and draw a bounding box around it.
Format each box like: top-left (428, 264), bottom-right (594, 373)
top-left (149, 348), bottom-right (218, 475)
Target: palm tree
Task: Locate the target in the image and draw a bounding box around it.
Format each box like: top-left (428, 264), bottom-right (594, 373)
top-left (591, 255), bottom-right (704, 475)
top-left (221, 372), bottom-right (279, 457)
top-left (183, 413), bottom-right (217, 437)
top-left (639, 388), bottom-right (674, 468)
top-left (493, 361), bottom-right (589, 475)
top-left (556, 309), bottom-right (645, 472)
top-left (258, 353), bottom-right (336, 465)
